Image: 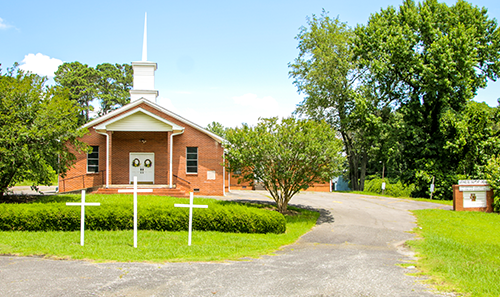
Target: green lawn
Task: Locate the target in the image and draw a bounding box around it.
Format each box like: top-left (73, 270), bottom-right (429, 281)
top-left (409, 209), bottom-right (500, 296)
top-left (0, 194), bottom-right (319, 262)
top-left (14, 174), bottom-right (59, 187)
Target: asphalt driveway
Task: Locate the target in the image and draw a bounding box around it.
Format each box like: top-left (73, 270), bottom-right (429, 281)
top-left (0, 190), bottom-right (452, 296)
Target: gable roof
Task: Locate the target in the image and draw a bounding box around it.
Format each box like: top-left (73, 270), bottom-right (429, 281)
top-left (94, 107), bottom-right (184, 132)
top-left (84, 98), bottom-right (225, 143)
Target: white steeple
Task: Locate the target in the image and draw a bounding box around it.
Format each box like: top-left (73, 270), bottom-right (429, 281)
top-left (142, 12), bottom-right (147, 61)
top-left (130, 12), bottom-right (159, 102)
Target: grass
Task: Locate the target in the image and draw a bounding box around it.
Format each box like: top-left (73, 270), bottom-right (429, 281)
top-left (408, 209), bottom-right (500, 296)
top-left (0, 194), bottom-right (319, 262)
top-left (343, 190), bottom-right (453, 205)
top-left (14, 174), bottom-right (59, 187)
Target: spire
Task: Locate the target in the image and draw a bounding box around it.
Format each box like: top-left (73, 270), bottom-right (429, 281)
top-left (142, 12), bottom-right (147, 61)
top-left (130, 12), bottom-right (159, 103)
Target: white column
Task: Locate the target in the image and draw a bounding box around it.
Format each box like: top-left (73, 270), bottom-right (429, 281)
top-left (96, 130), bottom-right (110, 188)
top-left (169, 132), bottom-right (173, 188)
top-left (169, 131), bottom-right (183, 188)
top-left (223, 156), bottom-right (226, 196)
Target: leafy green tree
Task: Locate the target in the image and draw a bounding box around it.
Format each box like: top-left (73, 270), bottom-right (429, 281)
top-left (289, 11), bottom-right (391, 190)
top-left (54, 62), bottom-right (133, 124)
top-left (225, 117), bottom-right (344, 213)
top-left (484, 155), bottom-right (500, 212)
top-left (0, 65), bottom-right (87, 200)
top-left (206, 121), bottom-right (227, 138)
top-left (441, 101), bottom-right (500, 177)
top-left (54, 62), bottom-right (97, 124)
top-left (355, 0), bottom-right (500, 198)
top-left (95, 63), bottom-right (132, 116)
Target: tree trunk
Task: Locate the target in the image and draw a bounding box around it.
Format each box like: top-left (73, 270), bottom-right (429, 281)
top-left (342, 132), bottom-right (361, 191)
top-left (348, 154), bottom-right (360, 191)
top-left (0, 169), bottom-right (17, 202)
top-left (359, 151), bottom-right (367, 191)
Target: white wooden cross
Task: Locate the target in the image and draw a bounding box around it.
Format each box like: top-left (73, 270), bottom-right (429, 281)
top-left (174, 192), bottom-right (208, 246)
top-left (66, 190), bottom-right (100, 246)
top-left (118, 176), bottom-right (153, 248)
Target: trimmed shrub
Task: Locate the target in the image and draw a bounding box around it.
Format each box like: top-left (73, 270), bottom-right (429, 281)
top-left (364, 178), bottom-right (415, 197)
top-left (0, 199), bottom-right (286, 234)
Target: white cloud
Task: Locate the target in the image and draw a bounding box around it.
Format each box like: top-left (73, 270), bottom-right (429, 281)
top-left (0, 17), bottom-right (11, 30)
top-left (19, 53), bottom-right (63, 78)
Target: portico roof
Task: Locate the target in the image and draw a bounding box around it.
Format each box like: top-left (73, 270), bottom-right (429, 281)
top-left (83, 98), bottom-right (224, 143)
top-left (94, 107), bottom-right (184, 132)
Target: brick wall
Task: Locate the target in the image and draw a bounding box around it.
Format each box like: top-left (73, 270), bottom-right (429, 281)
top-left (225, 172), bottom-right (254, 190)
top-left (59, 128), bottom-right (107, 192)
top-left (60, 102), bottom-right (225, 196)
top-left (224, 172), bottom-right (331, 193)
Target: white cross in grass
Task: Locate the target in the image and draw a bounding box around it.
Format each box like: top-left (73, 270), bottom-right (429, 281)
top-left (118, 176), bottom-right (153, 248)
top-left (66, 190), bottom-right (100, 246)
top-left (174, 192), bottom-right (208, 246)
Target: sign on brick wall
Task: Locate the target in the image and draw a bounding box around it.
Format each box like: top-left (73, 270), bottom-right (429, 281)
top-left (453, 180), bottom-right (493, 212)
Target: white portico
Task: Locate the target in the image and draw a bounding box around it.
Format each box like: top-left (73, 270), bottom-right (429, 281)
top-left (88, 13), bottom-right (185, 188)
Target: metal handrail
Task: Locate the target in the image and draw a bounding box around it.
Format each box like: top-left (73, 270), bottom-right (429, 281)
top-left (60, 170), bottom-right (105, 192)
top-left (173, 174), bottom-right (191, 184)
top-left (60, 170), bottom-right (105, 181)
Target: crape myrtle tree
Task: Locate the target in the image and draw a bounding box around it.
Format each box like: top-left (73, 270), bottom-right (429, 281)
top-left (354, 0), bottom-right (500, 199)
top-left (54, 62), bottom-right (132, 124)
top-left (289, 11), bottom-right (394, 191)
top-left (0, 65), bottom-right (87, 200)
top-left (224, 117), bottom-right (344, 213)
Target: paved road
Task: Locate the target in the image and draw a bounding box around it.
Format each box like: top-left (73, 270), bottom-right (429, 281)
top-left (0, 190), bottom-right (452, 296)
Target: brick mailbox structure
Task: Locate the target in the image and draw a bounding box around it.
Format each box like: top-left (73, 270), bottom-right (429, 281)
top-left (453, 180), bottom-right (494, 213)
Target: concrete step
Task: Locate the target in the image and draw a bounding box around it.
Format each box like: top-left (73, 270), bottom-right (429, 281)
top-left (94, 187), bottom-right (189, 198)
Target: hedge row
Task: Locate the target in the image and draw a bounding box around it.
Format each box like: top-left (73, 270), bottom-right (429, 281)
top-left (364, 178), bottom-right (415, 197)
top-left (0, 202), bottom-right (286, 234)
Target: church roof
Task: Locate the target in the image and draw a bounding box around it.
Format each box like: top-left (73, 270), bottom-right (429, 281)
top-left (83, 98), bottom-right (225, 143)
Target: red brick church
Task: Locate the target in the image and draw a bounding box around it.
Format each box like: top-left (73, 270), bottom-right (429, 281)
top-left (59, 18), bottom-right (226, 197)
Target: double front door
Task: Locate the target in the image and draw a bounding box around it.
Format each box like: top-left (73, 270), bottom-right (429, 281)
top-left (130, 153), bottom-right (155, 184)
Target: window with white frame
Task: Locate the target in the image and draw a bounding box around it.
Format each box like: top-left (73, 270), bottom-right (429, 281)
top-left (87, 146), bottom-right (99, 173)
top-left (186, 147), bottom-right (198, 174)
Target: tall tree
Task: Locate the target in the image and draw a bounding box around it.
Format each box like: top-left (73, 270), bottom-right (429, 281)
top-left (225, 117), bottom-right (344, 213)
top-left (206, 121), bottom-right (227, 138)
top-left (54, 62), bottom-right (97, 124)
top-left (95, 63), bottom-right (132, 116)
top-left (355, 0), bottom-right (500, 198)
top-left (0, 65), bottom-right (87, 200)
top-left (289, 11), bottom-right (388, 190)
top-left (54, 62), bottom-right (133, 124)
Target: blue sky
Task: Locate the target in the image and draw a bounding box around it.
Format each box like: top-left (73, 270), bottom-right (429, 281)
top-left (2, 0), bottom-right (499, 128)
